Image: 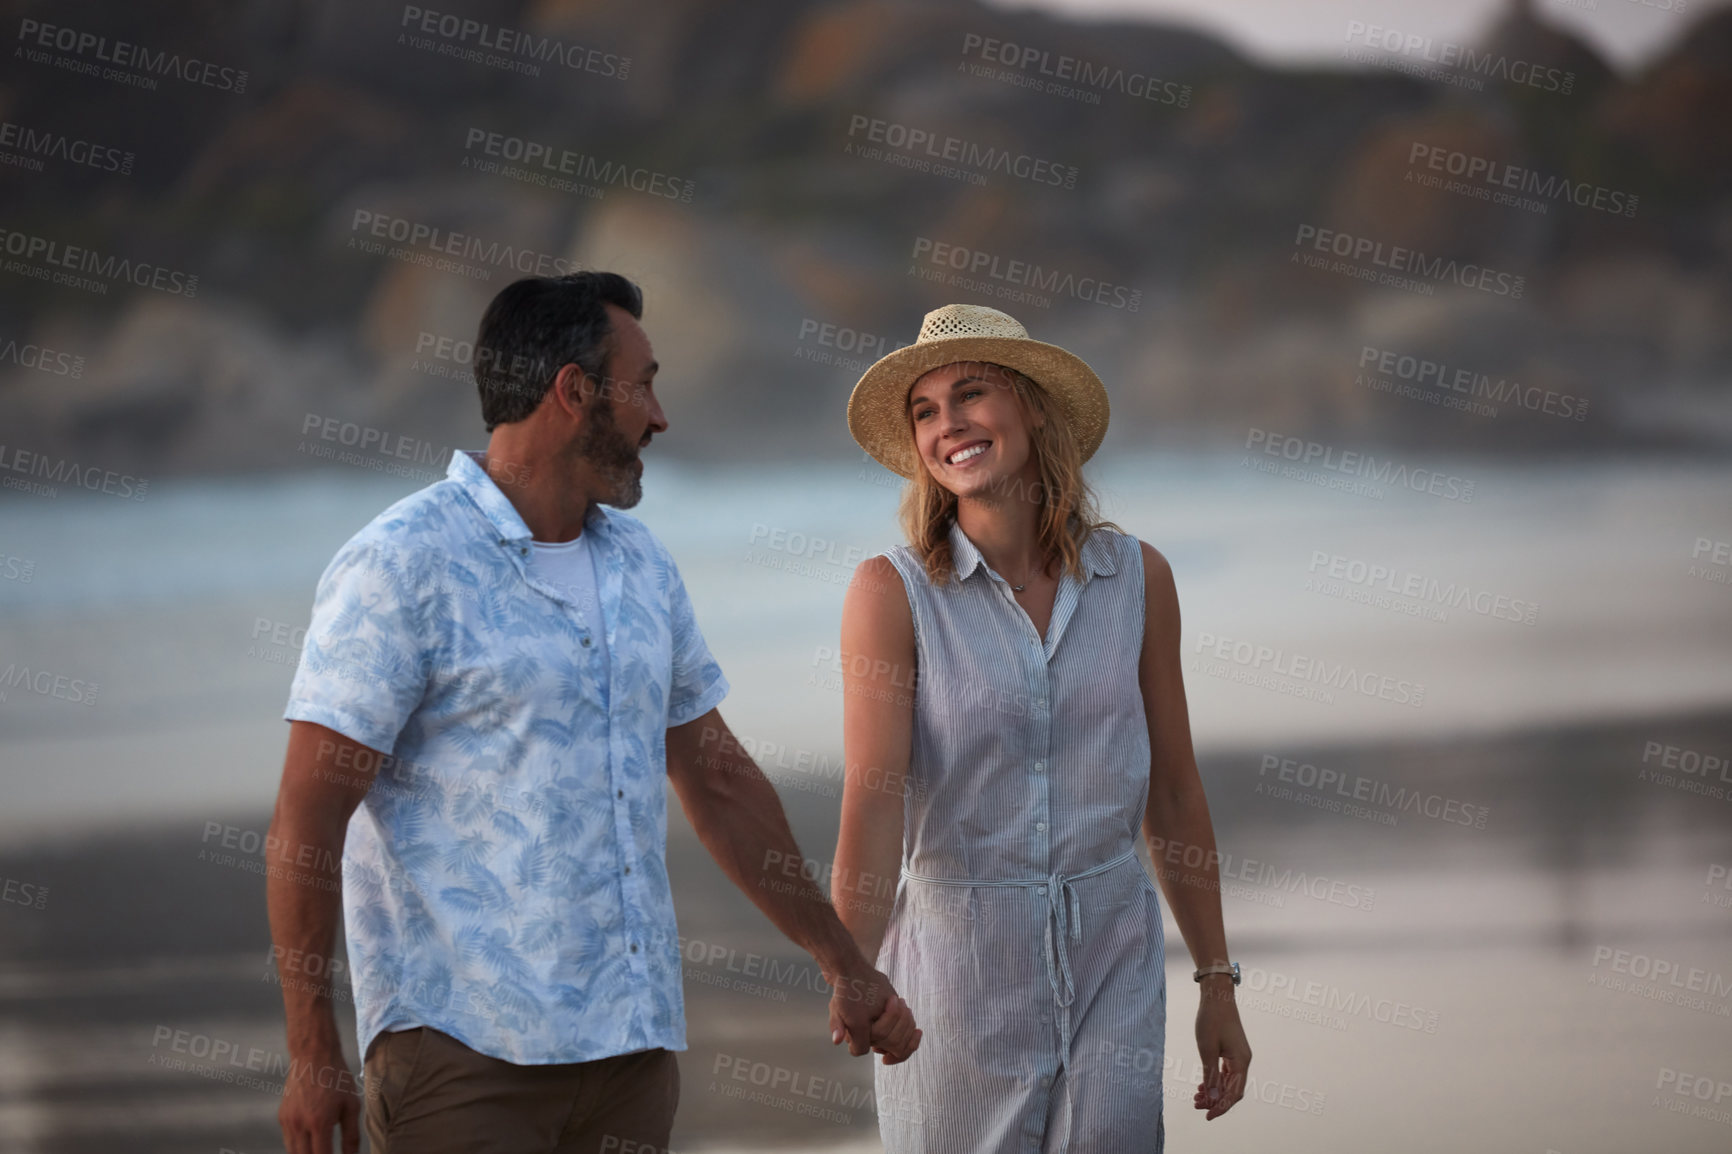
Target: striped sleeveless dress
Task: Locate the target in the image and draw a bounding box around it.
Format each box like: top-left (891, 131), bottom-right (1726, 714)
top-left (873, 520), bottom-right (1166, 1154)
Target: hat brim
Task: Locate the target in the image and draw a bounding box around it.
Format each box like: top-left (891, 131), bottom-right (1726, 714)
top-left (846, 336), bottom-right (1109, 480)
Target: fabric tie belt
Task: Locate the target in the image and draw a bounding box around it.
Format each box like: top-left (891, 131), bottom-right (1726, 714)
top-left (900, 844), bottom-right (1142, 1154)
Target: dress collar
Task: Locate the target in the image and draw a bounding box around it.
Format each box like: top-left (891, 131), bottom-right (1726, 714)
top-left (945, 519), bottom-right (1117, 584)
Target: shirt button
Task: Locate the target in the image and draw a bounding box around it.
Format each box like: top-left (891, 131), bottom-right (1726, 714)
top-left (1033, 761), bottom-right (1045, 772)
top-left (519, 547), bottom-right (528, 556)
top-left (1039, 1013), bottom-right (1051, 1023)
top-left (1036, 886), bottom-right (1046, 895)
top-left (630, 942), bottom-right (639, 953)
top-left (1036, 822), bottom-right (1047, 832)
top-left (582, 637), bottom-right (592, 647)
top-left (617, 789), bottom-right (624, 798)
top-left (624, 866), bottom-right (632, 875)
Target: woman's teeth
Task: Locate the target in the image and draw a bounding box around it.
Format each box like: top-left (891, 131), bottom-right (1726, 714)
top-left (948, 443), bottom-right (988, 465)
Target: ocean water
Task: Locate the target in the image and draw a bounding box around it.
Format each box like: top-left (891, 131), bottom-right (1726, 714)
top-left (1, 448), bottom-right (1730, 843)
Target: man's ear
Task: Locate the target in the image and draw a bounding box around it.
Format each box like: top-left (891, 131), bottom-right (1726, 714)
top-left (549, 363), bottom-right (590, 417)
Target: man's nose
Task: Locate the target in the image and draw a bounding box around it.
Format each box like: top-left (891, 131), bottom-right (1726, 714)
top-left (645, 391), bottom-right (669, 436)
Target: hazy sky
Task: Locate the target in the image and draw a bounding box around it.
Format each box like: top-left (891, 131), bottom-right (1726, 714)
top-left (987, 0), bottom-right (1725, 72)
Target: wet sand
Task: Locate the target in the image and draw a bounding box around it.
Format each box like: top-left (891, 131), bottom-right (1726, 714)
top-left (1, 708), bottom-right (1729, 1152)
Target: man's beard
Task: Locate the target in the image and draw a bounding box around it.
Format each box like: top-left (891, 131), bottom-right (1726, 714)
top-left (577, 395), bottom-right (643, 507)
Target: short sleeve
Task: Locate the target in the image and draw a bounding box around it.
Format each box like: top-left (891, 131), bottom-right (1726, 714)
top-left (662, 549), bottom-right (729, 728)
top-left (283, 538), bottom-right (429, 755)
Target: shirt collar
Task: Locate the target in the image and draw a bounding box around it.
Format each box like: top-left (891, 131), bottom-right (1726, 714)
top-left (946, 520), bottom-right (1117, 584)
top-left (447, 449), bottom-right (612, 544)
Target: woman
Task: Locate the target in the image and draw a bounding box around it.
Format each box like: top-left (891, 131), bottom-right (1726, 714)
top-left (831, 304), bottom-right (1251, 1153)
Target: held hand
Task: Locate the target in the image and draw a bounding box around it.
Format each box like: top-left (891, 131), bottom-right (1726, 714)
top-left (1193, 980), bottom-right (1252, 1121)
top-left (277, 1051), bottom-right (361, 1154)
top-left (826, 963), bottom-right (922, 1064)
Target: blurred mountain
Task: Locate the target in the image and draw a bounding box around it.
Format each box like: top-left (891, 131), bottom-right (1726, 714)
top-left (1, 0), bottom-right (1729, 479)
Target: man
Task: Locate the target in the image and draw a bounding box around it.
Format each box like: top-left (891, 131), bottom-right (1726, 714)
top-left (267, 271), bottom-right (919, 1154)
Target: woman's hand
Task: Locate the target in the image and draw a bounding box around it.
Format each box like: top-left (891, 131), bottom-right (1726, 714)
top-left (1193, 978), bottom-right (1251, 1120)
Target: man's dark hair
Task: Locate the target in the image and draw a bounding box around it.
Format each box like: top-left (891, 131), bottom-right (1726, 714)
top-left (472, 271), bottom-right (644, 432)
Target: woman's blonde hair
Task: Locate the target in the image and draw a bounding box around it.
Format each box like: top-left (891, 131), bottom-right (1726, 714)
top-left (899, 361), bottom-right (1121, 586)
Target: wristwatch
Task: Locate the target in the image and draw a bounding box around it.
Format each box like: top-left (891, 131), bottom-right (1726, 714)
top-left (1193, 962), bottom-right (1241, 985)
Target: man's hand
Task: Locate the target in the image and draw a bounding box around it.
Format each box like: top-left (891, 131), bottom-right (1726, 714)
top-left (825, 959), bottom-right (921, 1064)
top-left (1194, 979), bottom-right (1251, 1120)
top-left (278, 1050), bottom-right (361, 1154)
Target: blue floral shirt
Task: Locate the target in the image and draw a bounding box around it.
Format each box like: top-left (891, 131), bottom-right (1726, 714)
top-left (284, 449), bottom-right (729, 1065)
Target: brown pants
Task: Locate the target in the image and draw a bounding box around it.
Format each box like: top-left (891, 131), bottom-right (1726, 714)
top-left (364, 1027), bottom-right (679, 1154)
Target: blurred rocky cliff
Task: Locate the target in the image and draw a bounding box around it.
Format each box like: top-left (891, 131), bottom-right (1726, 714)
top-left (1, 0), bottom-right (1730, 477)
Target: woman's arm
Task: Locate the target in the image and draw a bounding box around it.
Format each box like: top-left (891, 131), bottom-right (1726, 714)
top-left (1137, 539), bottom-right (1253, 1121)
top-left (833, 554), bottom-right (916, 966)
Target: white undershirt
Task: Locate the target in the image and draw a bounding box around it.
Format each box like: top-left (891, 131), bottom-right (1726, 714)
top-left (527, 531), bottom-right (608, 673)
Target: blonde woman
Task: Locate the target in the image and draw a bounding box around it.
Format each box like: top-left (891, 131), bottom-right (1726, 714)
top-left (832, 305), bottom-right (1251, 1153)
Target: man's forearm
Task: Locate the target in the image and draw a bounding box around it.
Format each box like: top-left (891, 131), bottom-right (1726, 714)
top-left (266, 811), bottom-right (349, 1061)
top-left (679, 751), bottom-right (865, 976)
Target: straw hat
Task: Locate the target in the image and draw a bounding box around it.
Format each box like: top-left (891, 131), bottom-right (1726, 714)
top-left (846, 304), bottom-right (1109, 479)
